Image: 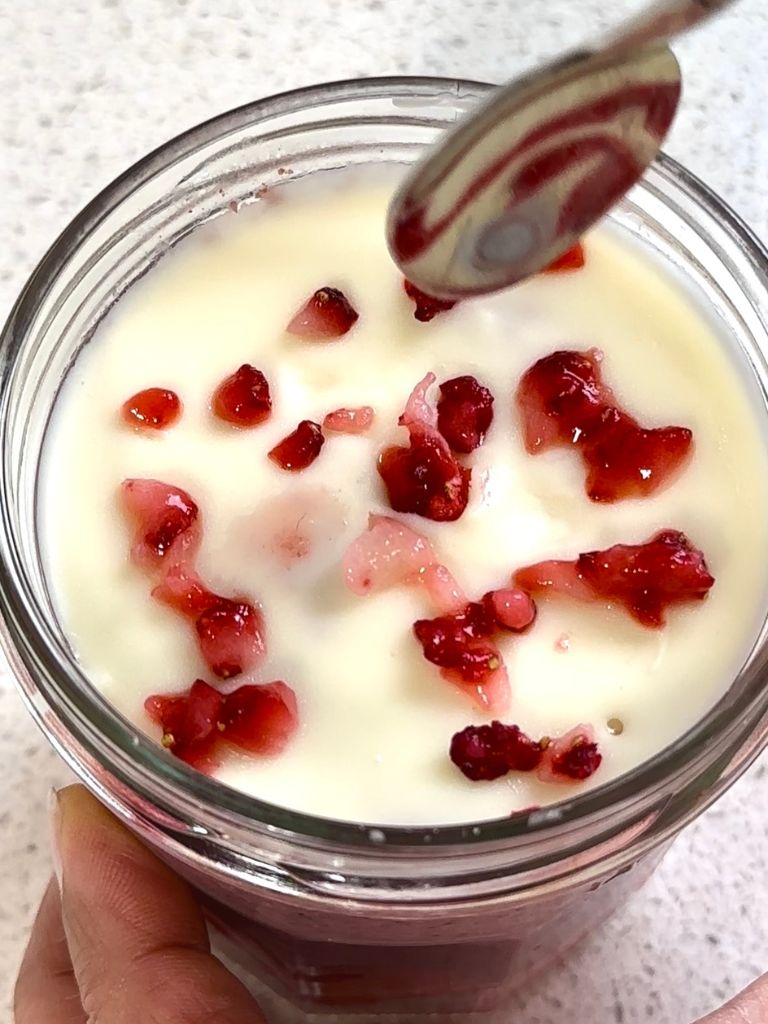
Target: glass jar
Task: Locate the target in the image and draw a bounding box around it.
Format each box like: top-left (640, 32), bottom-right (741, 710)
top-left (2, 77), bottom-right (768, 1024)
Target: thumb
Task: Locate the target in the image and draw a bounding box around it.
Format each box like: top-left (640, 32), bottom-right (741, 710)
top-left (52, 784), bottom-right (265, 1024)
top-left (695, 974), bottom-right (768, 1023)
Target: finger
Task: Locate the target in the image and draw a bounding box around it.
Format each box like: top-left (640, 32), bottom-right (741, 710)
top-left (14, 879), bottom-right (85, 1024)
top-left (695, 974), bottom-right (768, 1023)
top-left (53, 784), bottom-right (266, 1024)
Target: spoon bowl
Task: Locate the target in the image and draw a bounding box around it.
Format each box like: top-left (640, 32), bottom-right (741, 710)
top-left (387, 45), bottom-right (680, 298)
top-left (387, 0), bottom-right (736, 298)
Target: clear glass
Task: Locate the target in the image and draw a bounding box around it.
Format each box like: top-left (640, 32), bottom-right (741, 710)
top-left (2, 77), bottom-right (768, 1022)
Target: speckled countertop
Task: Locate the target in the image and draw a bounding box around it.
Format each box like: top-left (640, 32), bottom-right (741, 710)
top-left (1, 2), bottom-right (767, 1021)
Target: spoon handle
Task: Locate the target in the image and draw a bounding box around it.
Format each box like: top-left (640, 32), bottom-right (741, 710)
top-left (604, 0), bottom-right (739, 51)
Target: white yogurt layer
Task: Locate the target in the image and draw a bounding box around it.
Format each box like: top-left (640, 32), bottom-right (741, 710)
top-left (41, 175), bottom-right (768, 825)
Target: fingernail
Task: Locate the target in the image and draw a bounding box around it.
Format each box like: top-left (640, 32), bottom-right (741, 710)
top-left (48, 787), bottom-right (63, 892)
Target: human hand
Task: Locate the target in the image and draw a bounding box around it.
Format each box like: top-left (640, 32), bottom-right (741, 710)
top-left (14, 785), bottom-right (265, 1023)
top-left (13, 784), bottom-right (768, 1023)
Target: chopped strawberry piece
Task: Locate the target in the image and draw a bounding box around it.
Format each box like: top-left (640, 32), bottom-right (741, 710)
top-left (419, 600), bottom-right (495, 643)
top-left (146, 678), bottom-right (298, 771)
top-left (542, 242), bottom-right (586, 273)
top-left (403, 279), bottom-right (457, 322)
top-left (152, 565), bottom-right (219, 618)
top-left (121, 479), bottom-right (200, 571)
top-left (482, 588), bottom-right (536, 632)
top-left (516, 348), bottom-right (608, 454)
top-left (516, 349), bottom-right (693, 501)
top-left (122, 482), bottom-right (271, 681)
top-left (342, 515), bottom-right (470, 616)
top-left (420, 563), bottom-right (468, 614)
top-left (286, 287), bottom-right (359, 340)
top-left (122, 387), bottom-right (182, 431)
top-left (212, 364), bottom-right (272, 428)
top-left (413, 602), bottom-right (497, 681)
top-left (440, 653), bottom-right (510, 714)
top-left (434, 635), bottom-right (500, 682)
top-left (379, 373), bottom-right (470, 521)
top-left (583, 407), bottom-right (693, 503)
top-left (578, 529), bottom-right (715, 627)
top-left (269, 420), bottom-right (325, 471)
top-left (513, 559), bottom-right (595, 601)
top-left (195, 597), bottom-right (266, 678)
top-left (437, 375), bottom-right (495, 453)
top-left (322, 406), bottom-right (375, 434)
top-left (145, 679), bottom-right (223, 770)
top-left (378, 437), bottom-right (470, 521)
top-left (413, 591), bottom-right (534, 713)
top-left (342, 514), bottom-right (437, 596)
top-left (450, 721), bottom-right (543, 781)
top-left (538, 725), bottom-right (602, 782)
top-left (514, 529), bottom-right (715, 628)
top-left (451, 656), bottom-right (511, 713)
top-left (150, 566), bottom-right (266, 679)
top-left (399, 371), bottom-right (439, 432)
top-left (451, 721), bottom-right (601, 784)
top-left (219, 681), bottom-right (298, 755)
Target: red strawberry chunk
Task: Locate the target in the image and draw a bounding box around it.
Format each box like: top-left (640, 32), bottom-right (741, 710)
top-left (219, 681), bottom-right (298, 755)
top-left (212, 364), bottom-right (272, 428)
top-left (342, 514), bottom-right (437, 596)
top-left (513, 559), bottom-right (595, 601)
top-left (122, 387), bottom-right (182, 431)
top-left (542, 242), bottom-right (586, 273)
top-left (414, 591), bottom-right (534, 713)
top-left (121, 479), bottom-right (200, 571)
top-left (378, 436), bottom-right (470, 521)
top-left (342, 513), bottom-right (470, 613)
top-left (151, 566), bottom-right (266, 679)
top-left (516, 349), bottom-right (693, 501)
top-left (413, 602), bottom-right (498, 681)
top-left (538, 725), bottom-right (602, 782)
top-left (516, 348), bottom-right (609, 454)
top-left (195, 597), bottom-right (266, 678)
top-left (420, 563), bottom-right (468, 614)
top-left (433, 635), bottom-right (499, 682)
top-left (450, 721), bottom-right (543, 781)
top-left (450, 721), bottom-right (601, 784)
top-left (145, 679), bottom-right (223, 770)
top-left (578, 529), bottom-right (715, 627)
top-left (322, 406), bottom-right (375, 434)
top-left (146, 679), bottom-right (298, 771)
top-left (399, 371), bottom-right (439, 431)
top-left (437, 375), bottom-right (495, 454)
top-left (403, 279), bottom-right (457, 322)
top-left (269, 420), bottom-right (325, 471)
top-left (122, 481), bottom-right (270, 681)
top-left (414, 601), bottom-right (518, 714)
top-left (379, 373), bottom-right (470, 521)
top-left (151, 565), bottom-right (219, 618)
top-left (514, 529), bottom-right (715, 628)
top-left (583, 407), bottom-right (693, 503)
top-left (482, 588), bottom-right (536, 632)
top-left (287, 287), bottom-right (359, 340)
top-left (442, 655), bottom-right (511, 714)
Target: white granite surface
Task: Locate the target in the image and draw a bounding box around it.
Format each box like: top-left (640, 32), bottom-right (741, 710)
top-left (1, 1), bottom-right (767, 1021)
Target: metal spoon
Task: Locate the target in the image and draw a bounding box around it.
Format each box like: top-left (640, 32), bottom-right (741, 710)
top-left (386, 0), bottom-right (737, 299)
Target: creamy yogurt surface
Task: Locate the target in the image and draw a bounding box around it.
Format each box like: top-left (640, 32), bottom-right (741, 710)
top-left (41, 175), bottom-right (768, 825)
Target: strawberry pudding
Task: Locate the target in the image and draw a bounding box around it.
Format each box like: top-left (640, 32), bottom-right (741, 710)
top-left (40, 175), bottom-right (768, 826)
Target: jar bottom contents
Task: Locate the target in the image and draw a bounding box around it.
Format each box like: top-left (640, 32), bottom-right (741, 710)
top-left (205, 842), bottom-right (666, 1021)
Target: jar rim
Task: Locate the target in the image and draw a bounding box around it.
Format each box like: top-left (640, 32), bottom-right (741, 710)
top-left (3, 74), bottom-right (768, 852)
